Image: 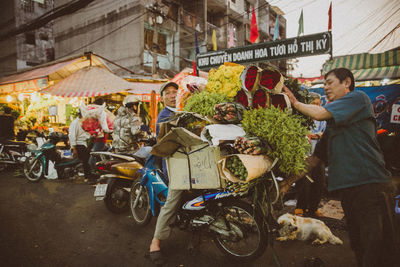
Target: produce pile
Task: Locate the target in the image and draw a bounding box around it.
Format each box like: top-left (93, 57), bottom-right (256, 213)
top-left (241, 106), bottom-right (309, 175)
top-left (233, 136), bottom-right (266, 155)
top-left (225, 155), bottom-right (248, 181)
top-left (169, 62), bottom-right (314, 209)
top-left (213, 103), bottom-right (245, 124)
top-left (206, 63), bottom-right (245, 97)
top-left (182, 91), bottom-right (231, 117)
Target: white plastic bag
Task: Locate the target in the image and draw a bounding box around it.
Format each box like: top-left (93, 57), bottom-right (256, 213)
top-left (45, 160), bottom-right (58, 179)
top-left (200, 124), bottom-right (246, 146)
top-left (80, 103), bottom-right (115, 137)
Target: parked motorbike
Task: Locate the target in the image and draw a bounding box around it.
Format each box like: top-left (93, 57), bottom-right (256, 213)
top-left (129, 154), bottom-right (273, 261)
top-left (129, 154), bottom-right (168, 225)
top-left (93, 138), bottom-right (156, 214)
top-left (24, 132), bottom-right (83, 182)
top-left (0, 139), bottom-right (29, 171)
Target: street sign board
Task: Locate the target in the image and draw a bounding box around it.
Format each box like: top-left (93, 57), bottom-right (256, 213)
top-left (196, 31), bottom-right (332, 70)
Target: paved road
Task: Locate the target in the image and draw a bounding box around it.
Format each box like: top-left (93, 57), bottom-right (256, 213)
top-left (0, 170), bottom-right (357, 267)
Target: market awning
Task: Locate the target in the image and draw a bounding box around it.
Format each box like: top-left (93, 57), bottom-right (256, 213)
top-left (0, 54), bottom-right (109, 94)
top-left (322, 49), bottom-right (400, 81)
top-left (40, 66), bottom-right (134, 97)
top-left (125, 82), bottom-right (164, 94)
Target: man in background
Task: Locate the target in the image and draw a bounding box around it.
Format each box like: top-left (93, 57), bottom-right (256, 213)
top-left (112, 95), bottom-right (143, 154)
top-left (0, 106), bottom-right (15, 141)
top-left (69, 108), bottom-right (97, 184)
top-left (295, 93), bottom-right (327, 217)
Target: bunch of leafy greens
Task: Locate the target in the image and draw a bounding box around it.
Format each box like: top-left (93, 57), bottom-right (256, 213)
top-left (284, 78), bottom-right (314, 129)
top-left (241, 106), bottom-right (310, 176)
top-left (183, 91), bottom-right (232, 117)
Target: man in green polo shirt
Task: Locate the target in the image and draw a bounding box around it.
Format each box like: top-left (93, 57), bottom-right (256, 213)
top-left (283, 68), bottom-right (396, 267)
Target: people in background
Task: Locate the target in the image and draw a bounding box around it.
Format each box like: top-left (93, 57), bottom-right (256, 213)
top-left (89, 98), bottom-right (109, 169)
top-left (295, 93), bottom-right (327, 217)
top-left (112, 95), bottom-right (143, 154)
top-left (68, 108), bottom-right (98, 184)
top-left (0, 106), bottom-right (15, 141)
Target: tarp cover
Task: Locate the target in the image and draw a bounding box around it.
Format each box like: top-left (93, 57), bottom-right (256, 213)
top-left (310, 84), bottom-right (400, 132)
top-left (322, 49), bottom-right (400, 81)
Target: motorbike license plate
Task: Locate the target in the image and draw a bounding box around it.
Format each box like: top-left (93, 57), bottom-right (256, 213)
top-left (94, 184), bottom-right (108, 201)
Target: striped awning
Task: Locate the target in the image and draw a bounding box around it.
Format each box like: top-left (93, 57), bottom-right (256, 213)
top-left (40, 66), bottom-right (134, 97)
top-left (0, 54), bottom-right (110, 94)
top-left (322, 49), bottom-right (400, 81)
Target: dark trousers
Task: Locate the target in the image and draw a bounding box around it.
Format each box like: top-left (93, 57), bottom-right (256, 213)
top-left (296, 160), bottom-right (325, 214)
top-left (75, 145), bottom-right (92, 179)
top-left (339, 183), bottom-right (397, 267)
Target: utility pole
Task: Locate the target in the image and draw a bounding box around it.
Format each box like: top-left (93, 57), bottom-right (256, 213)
top-left (152, 18), bottom-right (158, 78)
top-left (147, 1), bottom-right (163, 78)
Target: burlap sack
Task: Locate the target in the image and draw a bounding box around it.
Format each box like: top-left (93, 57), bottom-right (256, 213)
top-left (218, 154), bottom-right (273, 183)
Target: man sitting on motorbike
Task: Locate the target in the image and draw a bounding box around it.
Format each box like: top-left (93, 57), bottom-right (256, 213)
top-left (149, 81), bottom-right (179, 265)
top-left (112, 95), bottom-right (143, 154)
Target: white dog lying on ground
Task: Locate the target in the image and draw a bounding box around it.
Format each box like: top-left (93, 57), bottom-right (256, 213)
top-left (276, 213), bottom-right (343, 245)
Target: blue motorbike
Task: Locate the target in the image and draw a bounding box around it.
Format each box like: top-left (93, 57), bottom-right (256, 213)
top-left (24, 132), bottom-right (83, 182)
top-left (129, 155), bottom-right (168, 225)
top-left (129, 154), bottom-right (269, 261)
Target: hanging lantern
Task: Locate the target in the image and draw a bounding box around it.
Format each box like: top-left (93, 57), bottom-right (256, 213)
top-left (6, 95), bottom-right (13, 102)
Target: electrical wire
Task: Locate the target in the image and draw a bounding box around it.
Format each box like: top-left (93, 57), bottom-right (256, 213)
top-left (157, 1), bottom-right (273, 50)
top-left (59, 11), bottom-right (147, 58)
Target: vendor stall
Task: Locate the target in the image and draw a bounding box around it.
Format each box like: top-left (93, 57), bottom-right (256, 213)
top-left (154, 62), bottom-right (315, 209)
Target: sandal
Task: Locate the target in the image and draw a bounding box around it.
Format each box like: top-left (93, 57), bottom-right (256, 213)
top-left (149, 250), bottom-right (167, 266)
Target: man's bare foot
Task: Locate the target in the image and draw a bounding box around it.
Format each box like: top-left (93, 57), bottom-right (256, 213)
top-left (150, 238), bottom-right (161, 252)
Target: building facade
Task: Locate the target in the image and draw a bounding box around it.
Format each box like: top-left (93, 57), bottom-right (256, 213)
top-left (52, 0), bottom-right (287, 77)
top-left (0, 0), bottom-right (55, 77)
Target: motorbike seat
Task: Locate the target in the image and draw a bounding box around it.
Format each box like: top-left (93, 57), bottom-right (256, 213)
top-left (55, 157), bottom-right (81, 167)
top-left (131, 155), bottom-right (146, 165)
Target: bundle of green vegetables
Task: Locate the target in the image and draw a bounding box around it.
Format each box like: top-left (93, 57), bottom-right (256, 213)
top-left (226, 155), bottom-right (248, 181)
top-left (284, 78), bottom-right (314, 129)
top-left (182, 91), bottom-right (232, 117)
top-left (174, 112), bottom-right (210, 136)
top-left (213, 102), bottom-right (245, 124)
top-left (233, 136), bottom-right (267, 155)
top-left (241, 106), bottom-right (310, 175)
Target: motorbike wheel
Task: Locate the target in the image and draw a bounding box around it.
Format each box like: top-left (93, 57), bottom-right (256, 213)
top-left (129, 182), bottom-right (152, 226)
top-left (24, 156), bottom-right (43, 182)
top-left (0, 151), bottom-right (11, 171)
top-left (213, 199), bottom-right (267, 261)
top-left (103, 180), bottom-right (130, 214)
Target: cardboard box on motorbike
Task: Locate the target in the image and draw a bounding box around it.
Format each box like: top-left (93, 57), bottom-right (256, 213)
top-left (151, 127), bottom-right (224, 190)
